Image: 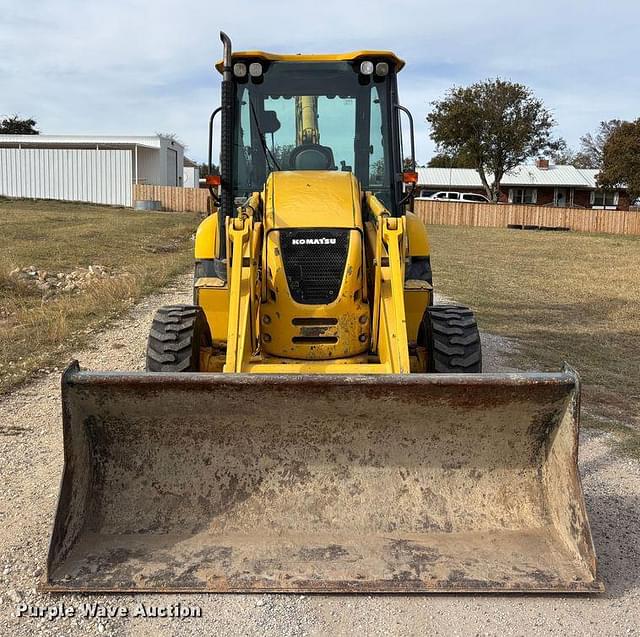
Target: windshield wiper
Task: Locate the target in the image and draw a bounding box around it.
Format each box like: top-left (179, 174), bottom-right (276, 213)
top-left (249, 98), bottom-right (281, 171)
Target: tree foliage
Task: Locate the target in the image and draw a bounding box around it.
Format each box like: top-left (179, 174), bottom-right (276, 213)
top-left (427, 150), bottom-right (476, 168)
top-left (198, 162), bottom-right (219, 177)
top-left (402, 157), bottom-right (415, 170)
top-left (547, 138), bottom-right (573, 165)
top-left (577, 120), bottom-right (622, 169)
top-left (598, 119), bottom-right (640, 202)
top-left (427, 79), bottom-right (558, 200)
top-left (271, 144), bottom-right (295, 169)
top-left (0, 115), bottom-right (39, 134)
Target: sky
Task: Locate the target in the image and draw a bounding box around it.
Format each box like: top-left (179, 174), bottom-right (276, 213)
top-left (1, 0), bottom-right (638, 165)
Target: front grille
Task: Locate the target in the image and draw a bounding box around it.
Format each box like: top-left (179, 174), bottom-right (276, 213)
top-left (279, 229), bottom-right (350, 305)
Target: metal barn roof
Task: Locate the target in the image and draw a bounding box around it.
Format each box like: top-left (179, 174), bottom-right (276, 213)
top-left (417, 168), bottom-right (484, 188)
top-left (0, 135), bottom-right (176, 150)
top-left (417, 165), bottom-right (600, 189)
top-left (501, 165), bottom-right (597, 187)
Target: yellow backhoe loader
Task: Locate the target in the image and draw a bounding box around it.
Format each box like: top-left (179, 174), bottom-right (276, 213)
top-left (44, 33), bottom-right (601, 593)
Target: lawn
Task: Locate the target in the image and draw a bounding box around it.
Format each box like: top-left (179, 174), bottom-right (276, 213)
top-left (0, 198), bottom-right (199, 393)
top-left (428, 224), bottom-right (640, 456)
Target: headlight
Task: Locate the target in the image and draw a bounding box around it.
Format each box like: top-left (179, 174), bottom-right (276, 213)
top-left (359, 60), bottom-right (374, 75)
top-left (233, 62), bottom-right (247, 78)
top-left (249, 62), bottom-right (263, 78)
top-left (375, 62), bottom-right (389, 76)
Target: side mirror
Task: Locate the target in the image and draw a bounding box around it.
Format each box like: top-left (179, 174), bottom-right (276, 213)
top-left (261, 110), bottom-right (281, 134)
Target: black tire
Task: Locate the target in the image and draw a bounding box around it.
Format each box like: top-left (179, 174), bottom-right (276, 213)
top-left (418, 305), bottom-right (482, 373)
top-left (146, 305), bottom-right (211, 372)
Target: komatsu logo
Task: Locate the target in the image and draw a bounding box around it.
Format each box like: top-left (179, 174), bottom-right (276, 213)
top-left (291, 237), bottom-right (337, 245)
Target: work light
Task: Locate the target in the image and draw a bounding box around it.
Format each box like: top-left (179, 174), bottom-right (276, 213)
top-left (249, 62), bottom-right (263, 77)
top-left (375, 62), bottom-right (389, 76)
top-left (233, 62), bottom-right (247, 78)
top-left (359, 60), bottom-right (374, 75)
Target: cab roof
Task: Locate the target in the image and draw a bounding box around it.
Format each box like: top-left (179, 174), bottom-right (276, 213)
top-left (215, 50), bottom-right (405, 73)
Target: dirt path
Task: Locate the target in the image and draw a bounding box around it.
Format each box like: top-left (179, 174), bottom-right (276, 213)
top-left (1, 278), bottom-right (639, 636)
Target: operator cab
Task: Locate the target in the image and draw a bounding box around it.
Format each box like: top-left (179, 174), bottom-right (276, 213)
top-left (216, 51), bottom-right (409, 214)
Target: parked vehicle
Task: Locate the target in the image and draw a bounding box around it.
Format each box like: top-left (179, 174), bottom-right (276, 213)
top-left (418, 190), bottom-right (490, 203)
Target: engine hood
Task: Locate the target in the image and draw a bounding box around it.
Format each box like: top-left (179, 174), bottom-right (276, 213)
top-left (264, 171), bottom-right (363, 230)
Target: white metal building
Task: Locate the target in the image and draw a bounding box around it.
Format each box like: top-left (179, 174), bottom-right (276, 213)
top-left (183, 156), bottom-right (200, 189)
top-left (0, 135), bottom-right (185, 207)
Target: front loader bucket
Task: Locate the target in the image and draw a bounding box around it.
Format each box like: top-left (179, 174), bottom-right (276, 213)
top-left (45, 362), bottom-right (601, 593)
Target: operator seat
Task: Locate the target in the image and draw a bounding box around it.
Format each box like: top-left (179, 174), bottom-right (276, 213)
top-left (289, 144), bottom-right (336, 170)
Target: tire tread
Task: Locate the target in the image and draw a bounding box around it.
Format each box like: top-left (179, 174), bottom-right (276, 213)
top-left (145, 305), bottom-right (211, 372)
top-left (420, 305), bottom-right (482, 373)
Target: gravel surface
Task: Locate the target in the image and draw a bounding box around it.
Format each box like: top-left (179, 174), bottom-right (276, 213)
top-left (1, 276), bottom-right (639, 636)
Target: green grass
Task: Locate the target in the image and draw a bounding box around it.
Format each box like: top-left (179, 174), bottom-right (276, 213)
top-left (428, 224), bottom-right (640, 458)
top-left (0, 198), bottom-right (199, 393)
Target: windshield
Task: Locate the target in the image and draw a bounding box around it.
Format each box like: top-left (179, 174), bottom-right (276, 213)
top-left (232, 61), bottom-right (395, 209)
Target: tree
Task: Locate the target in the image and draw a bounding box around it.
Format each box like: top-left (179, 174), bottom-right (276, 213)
top-left (598, 118), bottom-right (640, 202)
top-left (569, 150), bottom-right (594, 169)
top-left (271, 144), bottom-right (295, 169)
top-left (0, 115), bottom-right (39, 134)
top-left (576, 120), bottom-right (622, 168)
top-left (547, 137), bottom-right (576, 165)
top-left (198, 162), bottom-right (219, 177)
top-left (427, 149), bottom-right (476, 168)
top-left (427, 79), bottom-right (559, 201)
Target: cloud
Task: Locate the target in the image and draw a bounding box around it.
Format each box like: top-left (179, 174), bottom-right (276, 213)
top-left (1, 0), bottom-right (638, 163)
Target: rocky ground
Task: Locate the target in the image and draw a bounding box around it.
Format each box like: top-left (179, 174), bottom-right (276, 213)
top-left (0, 275), bottom-right (638, 636)
top-left (7, 265), bottom-right (129, 301)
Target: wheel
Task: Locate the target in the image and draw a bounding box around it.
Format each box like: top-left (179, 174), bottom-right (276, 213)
top-left (418, 305), bottom-right (482, 373)
top-left (146, 305), bottom-right (212, 372)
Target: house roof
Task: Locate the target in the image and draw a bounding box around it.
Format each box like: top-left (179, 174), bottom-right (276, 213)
top-left (417, 168), bottom-right (485, 188)
top-left (0, 134), bottom-right (180, 150)
top-left (417, 165), bottom-right (600, 189)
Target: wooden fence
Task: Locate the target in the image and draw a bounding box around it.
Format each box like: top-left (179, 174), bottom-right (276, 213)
top-left (133, 185), bottom-right (209, 213)
top-left (414, 199), bottom-right (640, 236)
top-left (134, 185), bottom-right (640, 236)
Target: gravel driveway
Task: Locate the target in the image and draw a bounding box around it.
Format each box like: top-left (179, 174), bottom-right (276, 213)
top-left (1, 275), bottom-right (638, 636)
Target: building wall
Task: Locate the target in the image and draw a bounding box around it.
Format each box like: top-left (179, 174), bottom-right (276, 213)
top-left (134, 146), bottom-right (161, 185)
top-left (130, 141), bottom-right (187, 188)
top-left (535, 188), bottom-right (555, 206)
top-left (418, 184), bottom-right (628, 210)
top-left (573, 189), bottom-right (592, 208)
top-left (183, 166), bottom-right (199, 188)
top-left (0, 148), bottom-right (132, 206)
top-left (158, 138), bottom-right (184, 187)
top-left (618, 193), bottom-right (631, 211)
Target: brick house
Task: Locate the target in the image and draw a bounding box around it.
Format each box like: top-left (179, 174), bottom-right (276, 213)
top-left (417, 160), bottom-right (630, 210)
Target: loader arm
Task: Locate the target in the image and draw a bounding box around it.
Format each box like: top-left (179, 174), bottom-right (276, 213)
top-left (224, 194), bottom-right (262, 373)
top-left (366, 192), bottom-right (411, 373)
